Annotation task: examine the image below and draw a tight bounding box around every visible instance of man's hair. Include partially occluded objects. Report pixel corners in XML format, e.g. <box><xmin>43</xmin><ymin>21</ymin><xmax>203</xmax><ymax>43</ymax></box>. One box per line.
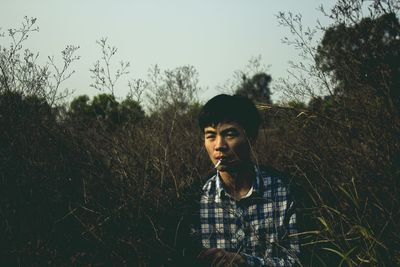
<box><xmin>198</xmin><ymin>94</ymin><xmax>261</xmax><ymax>140</ymax></box>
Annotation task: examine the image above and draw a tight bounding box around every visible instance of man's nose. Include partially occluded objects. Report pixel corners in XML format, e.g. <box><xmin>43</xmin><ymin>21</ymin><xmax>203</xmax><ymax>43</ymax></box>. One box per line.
<box><xmin>215</xmin><ymin>135</ymin><xmax>227</xmax><ymax>151</ymax></box>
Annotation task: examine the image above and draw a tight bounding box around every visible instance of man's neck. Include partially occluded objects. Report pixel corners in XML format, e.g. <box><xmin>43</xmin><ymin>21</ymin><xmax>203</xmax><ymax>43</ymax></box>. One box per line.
<box><xmin>219</xmin><ymin>164</ymin><xmax>255</xmax><ymax>200</ymax></box>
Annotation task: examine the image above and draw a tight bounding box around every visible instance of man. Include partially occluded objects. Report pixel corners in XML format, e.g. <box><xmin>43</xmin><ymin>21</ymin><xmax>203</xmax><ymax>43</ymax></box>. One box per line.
<box><xmin>195</xmin><ymin>94</ymin><xmax>300</xmax><ymax>266</ymax></box>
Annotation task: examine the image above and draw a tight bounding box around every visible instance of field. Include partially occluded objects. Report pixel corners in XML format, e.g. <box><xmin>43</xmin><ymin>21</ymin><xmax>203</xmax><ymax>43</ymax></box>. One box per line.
<box><xmin>1</xmin><ymin>1</ymin><xmax>399</xmax><ymax>266</ymax></box>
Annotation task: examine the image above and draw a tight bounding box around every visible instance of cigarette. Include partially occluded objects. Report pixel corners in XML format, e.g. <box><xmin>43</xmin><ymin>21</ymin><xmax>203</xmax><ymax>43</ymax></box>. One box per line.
<box><xmin>214</xmin><ymin>159</ymin><xmax>222</xmax><ymax>169</ymax></box>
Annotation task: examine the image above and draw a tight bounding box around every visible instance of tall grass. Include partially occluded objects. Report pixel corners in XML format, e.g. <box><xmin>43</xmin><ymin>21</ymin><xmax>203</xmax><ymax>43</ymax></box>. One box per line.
<box><xmin>1</xmin><ymin>11</ymin><xmax>399</xmax><ymax>266</ymax></box>
<box><xmin>1</xmin><ymin>89</ymin><xmax>399</xmax><ymax>266</ymax></box>
<box><xmin>255</xmin><ymin>100</ymin><xmax>399</xmax><ymax>266</ymax></box>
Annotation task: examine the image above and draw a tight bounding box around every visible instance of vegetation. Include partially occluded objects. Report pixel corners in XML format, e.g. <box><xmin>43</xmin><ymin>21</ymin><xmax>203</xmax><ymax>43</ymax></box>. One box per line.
<box><xmin>235</xmin><ymin>72</ymin><xmax>272</xmax><ymax>104</ymax></box>
<box><xmin>1</xmin><ymin>1</ymin><xmax>399</xmax><ymax>266</ymax></box>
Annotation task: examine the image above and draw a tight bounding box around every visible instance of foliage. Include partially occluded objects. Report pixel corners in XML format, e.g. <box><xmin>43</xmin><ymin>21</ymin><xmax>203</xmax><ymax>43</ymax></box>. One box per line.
<box><xmin>316</xmin><ymin>12</ymin><xmax>400</xmax><ymax>113</ymax></box>
<box><xmin>68</xmin><ymin>93</ymin><xmax>145</xmax><ymax>129</ymax></box>
<box><xmin>1</xmin><ymin>4</ymin><xmax>400</xmax><ymax>266</ymax></box>
<box><xmin>0</xmin><ymin>16</ymin><xmax>79</xmax><ymax>106</ymax></box>
<box><xmin>275</xmin><ymin>11</ymin><xmax>335</xmax><ymax>102</ymax></box>
<box><xmin>235</xmin><ymin>72</ymin><xmax>272</xmax><ymax>104</ymax></box>
<box><xmin>273</xmin><ymin>0</ymin><xmax>400</xmax><ymax>266</ymax></box>
<box><xmin>0</xmin><ymin>91</ymin><xmax>94</xmax><ymax>266</ymax></box>
<box><xmin>145</xmin><ymin>64</ymin><xmax>201</xmax><ymax>114</ymax></box>
<box><xmin>218</xmin><ymin>55</ymin><xmax>271</xmax><ymax>97</ymax></box>
<box><xmin>256</xmin><ymin>100</ymin><xmax>400</xmax><ymax>266</ymax></box>
<box><xmin>89</xmin><ymin>38</ymin><xmax>130</xmax><ymax>96</ymax></box>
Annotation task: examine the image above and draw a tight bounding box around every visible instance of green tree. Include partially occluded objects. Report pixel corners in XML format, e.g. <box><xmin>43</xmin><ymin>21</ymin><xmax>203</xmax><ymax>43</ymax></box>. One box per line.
<box><xmin>315</xmin><ymin>13</ymin><xmax>400</xmax><ymax>111</ymax></box>
<box><xmin>235</xmin><ymin>72</ymin><xmax>272</xmax><ymax>104</ymax></box>
<box><xmin>119</xmin><ymin>98</ymin><xmax>145</xmax><ymax>124</ymax></box>
<box><xmin>69</xmin><ymin>95</ymin><xmax>91</xmax><ymax>117</ymax></box>
<box><xmin>68</xmin><ymin>93</ymin><xmax>144</xmax><ymax>127</ymax></box>
<box><xmin>275</xmin><ymin>1</ymin><xmax>400</xmax><ymax>266</ymax></box>
<box><xmin>91</xmin><ymin>93</ymin><xmax>119</xmax><ymax>122</ymax></box>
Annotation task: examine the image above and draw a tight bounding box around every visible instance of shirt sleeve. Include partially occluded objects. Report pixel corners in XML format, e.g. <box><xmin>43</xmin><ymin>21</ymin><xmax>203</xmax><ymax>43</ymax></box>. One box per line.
<box><xmin>241</xmin><ymin>201</ymin><xmax>300</xmax><ymax>267</ymax></box>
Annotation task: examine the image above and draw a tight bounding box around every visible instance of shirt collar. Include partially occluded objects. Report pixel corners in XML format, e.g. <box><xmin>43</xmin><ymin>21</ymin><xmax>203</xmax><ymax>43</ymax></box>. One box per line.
<box><xmin>215</xmin><ymin>166</ymin><xmax>263</xmax><ymax>199</ymax></box>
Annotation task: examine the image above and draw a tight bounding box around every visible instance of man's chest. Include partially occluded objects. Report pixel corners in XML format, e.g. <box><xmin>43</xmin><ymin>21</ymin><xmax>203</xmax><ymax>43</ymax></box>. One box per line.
<box><xmin>200</xmin><ymin>196</ymin><xmax>288</xmax><ymax>253</ymax></box>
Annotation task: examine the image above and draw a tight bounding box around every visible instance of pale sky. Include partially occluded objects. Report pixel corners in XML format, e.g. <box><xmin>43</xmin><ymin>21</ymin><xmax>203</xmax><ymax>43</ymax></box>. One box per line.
<box><xmin>1</xmin><ymin>0</ymin><xmax>334</xmax><ymax>103</ymax></box>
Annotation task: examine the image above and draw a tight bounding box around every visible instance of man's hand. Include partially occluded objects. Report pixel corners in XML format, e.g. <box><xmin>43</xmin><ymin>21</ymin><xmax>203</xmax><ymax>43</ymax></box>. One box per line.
<box><xmin>197</xmin><ymin>248</ymin><xmax>247</xmax><ymax>267</ymax></box>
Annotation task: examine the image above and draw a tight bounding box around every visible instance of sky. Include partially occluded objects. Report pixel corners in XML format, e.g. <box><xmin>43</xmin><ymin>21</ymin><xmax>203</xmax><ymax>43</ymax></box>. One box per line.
<box><xmin>1</xmin><ymin>0</ymin><xmax>335</xmax><ymax>103</ymax></box>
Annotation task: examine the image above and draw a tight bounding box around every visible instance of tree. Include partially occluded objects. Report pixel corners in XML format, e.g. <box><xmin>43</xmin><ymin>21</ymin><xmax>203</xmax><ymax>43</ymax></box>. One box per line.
<box><xmin>276</xmin><ymin>0</ymin><xmax>400</xmax><ymax>104</ymax></box>
<box><xmin>235</xmin><ymin>72</ymin><xmax>272</xmax><ymax>104</ymax></box>
<box><xmin>0</xmin><ymin>17</ymin><xmax>79</xmax><ymax>106</ymax></box>
<box><xmin>218</xmin><ymin>55</ymin><xmax>272</xmax><ymax>101</ymax></box>
<box><xmin>315</xmin><ymin>13</ymin><xmax>400</xmax><ymax>111</ymax></box>
<box><xmin>146</xmin><ymin>65</ymin><xmax>201</xmax><ymax>114</ymax></box>
<box><xmin>274</xmin><ymin>1</ymin><xmax>400</xmax><ymax>266</ymax></box>
<box><xmin>90</xmin><ymin>93</ymin><xmax>119</xmax><ymax>121</ymax></box>
<box><xmin>119</xmin><ymin>98</ymin><xmax>145</xmax><ymax>124</ymax></box>
<box><xmin>68</xmin><ymin>93</ymin><xmax>145</xmax><ymax>127</ymax></box>
<box><xmin>89</xmin><ymin>38</ymin><xmax>130</xmax><ymax>96</ymax></box>
<box><xmin>69</xmin><ymin>95</ymin><xmax>91</xmax><ymax>117</ymax></box>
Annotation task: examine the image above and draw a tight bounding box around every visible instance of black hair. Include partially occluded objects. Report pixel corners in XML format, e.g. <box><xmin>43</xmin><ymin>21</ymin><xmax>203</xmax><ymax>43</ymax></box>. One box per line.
<box><xmin>198</xmin><ymin>94</ymin><xmax>261</xmax><ymax>140</ymax></box>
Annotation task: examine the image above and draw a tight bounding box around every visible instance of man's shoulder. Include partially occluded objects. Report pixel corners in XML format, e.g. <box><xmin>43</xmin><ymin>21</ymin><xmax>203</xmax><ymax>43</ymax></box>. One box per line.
<box><xmin>257</xmin><ymin>165</ymin><xmax>300</xmax><ymax>203</ymax></box>
<box><xmin>257</xmin><ymin>165</ymin><xmax>294</xmax><ymax>191</ymax></box>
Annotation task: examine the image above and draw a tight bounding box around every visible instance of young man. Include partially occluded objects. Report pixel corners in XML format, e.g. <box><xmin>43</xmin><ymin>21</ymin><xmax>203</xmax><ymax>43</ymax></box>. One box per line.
<box><xmin>195</xmin><ymin>94</ymin><xmax>300</xmax><ymax>266</ymax></box>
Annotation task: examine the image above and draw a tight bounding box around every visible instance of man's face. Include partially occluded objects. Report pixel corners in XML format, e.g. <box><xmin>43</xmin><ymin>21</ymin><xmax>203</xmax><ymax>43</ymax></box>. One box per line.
<box><xmin>204</xmin><ymin>122</ymin><xmax>252</xmax><ymax>172</ymax></box>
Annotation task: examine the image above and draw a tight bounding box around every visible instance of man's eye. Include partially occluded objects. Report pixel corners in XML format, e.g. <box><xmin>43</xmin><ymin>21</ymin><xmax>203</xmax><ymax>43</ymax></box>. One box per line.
<box><xmin>226</xmin><ymin>131</ymin><xmax>238</xmax><ymax>137</ymax></box>
<box><xmin>205</xmin><ymin>134</ymin><xmax>215</xmax><ymax>139</ymax></box>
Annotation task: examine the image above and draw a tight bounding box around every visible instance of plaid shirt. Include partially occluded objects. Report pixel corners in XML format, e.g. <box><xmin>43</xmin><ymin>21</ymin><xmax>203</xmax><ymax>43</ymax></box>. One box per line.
<box><xmin>198</xmin><ymin>167</ymin><xmax>300</xmax><ymax>266</ymax></box>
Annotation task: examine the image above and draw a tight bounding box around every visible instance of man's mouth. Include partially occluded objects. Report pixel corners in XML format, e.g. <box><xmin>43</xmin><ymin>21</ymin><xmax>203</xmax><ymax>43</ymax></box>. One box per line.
<box><xmin>214</xmin><ymin>157</ymin><xmax>229</xmax><ymax>169</ymax></box>
<box><xmin>214</xmin><ymin>159</ymin><xmax>223</xmax><ymax>169</ymax></box>
<box><xmin>214</xmin><ymin>157</ymin><xmax>238</xmax><ymax>169</ymax></box>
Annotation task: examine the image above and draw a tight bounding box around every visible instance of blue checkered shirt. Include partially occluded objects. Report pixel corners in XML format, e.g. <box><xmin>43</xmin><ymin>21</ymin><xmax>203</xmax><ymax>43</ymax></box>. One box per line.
<box><xmin>198</xmin><ymin>167</ymin><xmax>300</xmax><ymax>266</ymax></box>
